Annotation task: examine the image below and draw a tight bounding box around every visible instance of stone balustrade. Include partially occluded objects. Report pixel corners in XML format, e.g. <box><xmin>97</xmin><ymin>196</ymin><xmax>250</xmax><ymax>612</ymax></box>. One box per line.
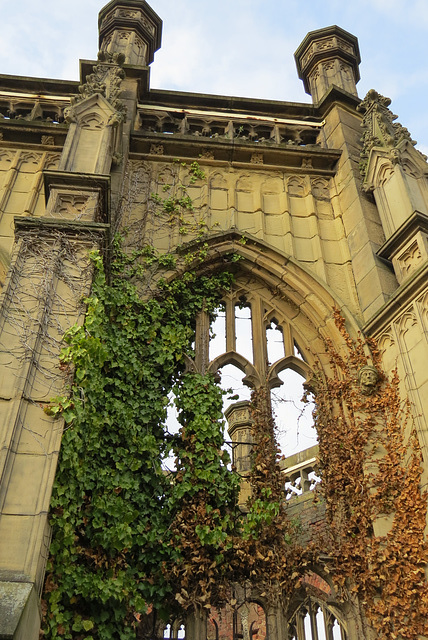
<box><xmin>0</xmin><ymin>93</ymin><xmax>70</xmax><ymax>124</ymax></box>
<box><xmin>136</xmin><ymin>105</ymin><xmax>323</xmax><ymax>147</ymax></box>
<box><xmin>279</xmin><ymin>445</ymin><xmax>321</xmax><ymax>500</ymax></box>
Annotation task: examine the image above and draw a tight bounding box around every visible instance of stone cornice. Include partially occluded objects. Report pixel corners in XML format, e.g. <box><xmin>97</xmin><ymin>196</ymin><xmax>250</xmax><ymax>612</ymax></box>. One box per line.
<box><xmin>363</xmin><ymin>261</ymin><xmax>428</xmax><ymax>336</ymax></box>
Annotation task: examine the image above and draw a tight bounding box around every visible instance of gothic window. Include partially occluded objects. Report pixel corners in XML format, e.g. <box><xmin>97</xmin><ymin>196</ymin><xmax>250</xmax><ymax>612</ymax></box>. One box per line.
<box><xmin>272</xmin><ymin>368</ymin><xmax>317</xmax><ymax>458</ymax></box>
<box><xmin>202</xmin><ymin>283</ymin><xmax>317</xmax><ymax>465</ymax></box>
<box><xmin>209</xmin><ymin>304</ymin><xmax>226</xmax><ymax>361</ymax></box>
<box><xmin>235</xmin><ymin>303</ymin><xmax>253</xmax><ymax>363</ymax></box>
<box><xmin>289</xmin><ymin>598</ymin><xmax>347</xmax><ymax>640</ymax></box>
<box><xmin>163</xmin><ymin>622</ymin><xmax>186</xmax><ymax>639</ymax></box>
<box><xmin>266</xmin><ymin>320</ymin><xmax>285</xmax><ymax>363</ymax></box>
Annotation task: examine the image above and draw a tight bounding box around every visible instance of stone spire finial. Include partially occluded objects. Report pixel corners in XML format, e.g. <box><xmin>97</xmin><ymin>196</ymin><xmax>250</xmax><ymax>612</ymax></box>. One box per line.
<box><xmin>294</xmin><ymin>25</ymin><xmax>361</xmax><ymax>103</ymax></box>
<box><xmin>98</xmin><ymin>0</ymin><xmax>162</xmax><ymax>67</ymax></box>
<box><xmin>357</xmin><ymin>89</ymin><xmax>421</xmax><ymax>180</ymax></box>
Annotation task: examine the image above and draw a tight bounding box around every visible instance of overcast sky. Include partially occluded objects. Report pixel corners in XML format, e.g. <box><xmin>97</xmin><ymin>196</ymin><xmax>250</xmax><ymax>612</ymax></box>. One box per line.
<box><xmin>1</xmin><ymin>0</ymin><xmax>427</xmax><ymax>154</ymax></box>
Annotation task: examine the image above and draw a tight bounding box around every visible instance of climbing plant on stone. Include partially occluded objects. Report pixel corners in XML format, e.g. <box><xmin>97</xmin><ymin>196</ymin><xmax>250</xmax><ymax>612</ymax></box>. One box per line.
<box><xmin>41</xmin><ymin>162</ymin><xmax>239</xmax><ymax>639</ymax></box>
<box><xmin>314</xmin><ymin>310</ymin><xmax>428</xmax><ymax>640</ymax></box>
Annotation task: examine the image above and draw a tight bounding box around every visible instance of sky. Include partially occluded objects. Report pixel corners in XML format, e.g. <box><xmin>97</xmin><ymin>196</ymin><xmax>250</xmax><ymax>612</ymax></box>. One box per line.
<box><xmin>1</xmin><ymin>0</ymin><xmax>426</xmax><ymax>459</ymax></box>
<box><xmin>1</xmin><ymin>0</ymin><xmax>427</xmax><ymax>154</ymax></box>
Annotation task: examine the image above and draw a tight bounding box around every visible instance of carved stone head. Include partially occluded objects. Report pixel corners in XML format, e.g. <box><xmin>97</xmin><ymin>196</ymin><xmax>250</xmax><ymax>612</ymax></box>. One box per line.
<box><xmin>358</xmin><ymin>365</ymin><xmax>379</xmax><ymax>395</ymax></box>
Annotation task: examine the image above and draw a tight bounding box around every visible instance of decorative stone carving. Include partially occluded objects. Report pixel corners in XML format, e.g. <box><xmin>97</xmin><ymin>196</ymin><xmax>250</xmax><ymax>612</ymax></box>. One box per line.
<box><xmin>45</xmin><ymin>153</ymin><xmax>61</xmax><ymax>170</ymax></box>
<box><xmin>46</xmin><ymin>188</ymin><xmax>100</xmax><ymax>222</ymax></box>
<box><xmin>24</xmin><ymin>102</ymin><xmax>43</xmax><ymax>121</ymax></box>
<box><xmin>315</xmin><ymin>37</ymin><xmax>335</xmax><ymax>51</ymax></box>
<box><xmin>358</xmin><ymin>365</ymin><xmax>379</xmax><ymax>395</ymax></box>
<box><xmin>287</xmin><ymin>176</ymin><xmax>306</xmax><ymax>197</ymax></box>
<box><xmin>399</xmin><ymin>241</ymin><xmax>422</xmax><ymax>275</ymax></box>
<box><xmin>199</xmin><ymin>149</ymin><xmax>214</xmax><ymax>160</ymax></box>
<box><xmin>311</xmin><ymin>177</ymin><xmax>329</xmax><ymax>199</ymax></box>
<box><xmin>251</xmin><ymin>153</ymin><xmax>264</xmax><ymax>165</ymax></box>
<box><xmin>302</xmin><ymin>158</ymin><xmax>313</xmax><ymax>169</ymax></box>
<box><xmin>65</xmin><ymin>51</ymin><xmax>126</xmax><ymax>125</ymax></box>
<box><xmin>41</xmin><ymin>135</ymin><xmax>55</xmax><ymax>146</ymax></box>
<box><xmin>357</xmin><ymin>89</ymin><xmax>423</xmax><ymax>180</ymax></box>
<box><xmin>150</xmin><ymin>144</ymin><xmax>164</xmax><ymax>156</ymax></box>
<box><xmin>118</xmin><ymin>9</ymin><xmax>139</xmax><ymax>18</ymax></box>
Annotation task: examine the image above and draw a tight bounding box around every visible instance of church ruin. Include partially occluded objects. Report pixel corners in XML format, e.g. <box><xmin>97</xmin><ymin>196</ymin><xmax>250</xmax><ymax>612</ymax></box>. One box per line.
<box><xmin>1</xmin><ymin>1</ymin><xmax>428</xmax><ymax>638</ymax></box>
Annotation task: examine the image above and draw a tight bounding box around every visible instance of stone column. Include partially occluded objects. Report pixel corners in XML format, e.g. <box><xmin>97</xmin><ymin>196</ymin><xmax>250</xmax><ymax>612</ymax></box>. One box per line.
<box><xmin>0</xmin><ymin>219</ymin><xmax>107</xmax><ymax>639</ymax></box>
<box><xmin>295</xmin><ymin>27</ymin><xmax>398</xmax><ymax>320</ymax></box>
<box><xmin>0</xmin><ymin>13</ymin><xmax>127</xmax><ymax>640</ymax></box>
<box><xmin>225</xmin><ymin>401</ymin><xmax>253</xmax><ymax>509</ymax></box>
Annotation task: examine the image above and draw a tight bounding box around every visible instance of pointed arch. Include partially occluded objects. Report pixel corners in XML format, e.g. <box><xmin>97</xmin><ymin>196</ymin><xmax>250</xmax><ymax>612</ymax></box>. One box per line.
<box><xmin>178</xmin><ymin>231</ymin><xmax>362</xmax><ymax>363</ymax></box>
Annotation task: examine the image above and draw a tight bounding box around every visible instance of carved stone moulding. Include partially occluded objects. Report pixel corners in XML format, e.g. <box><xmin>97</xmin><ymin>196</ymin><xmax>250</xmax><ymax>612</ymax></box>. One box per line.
<box><xmin>225</xmin><ymin>400</ymin><xmax>253</xmax><ymax>430</ymax></box>
<box><xmin>378</xmin><ymin>210</ymin><xmax>428</xmax><ymax>285</ymax></box>
<box><xmin>43</xmin><ymin>170</ymin><xmax>111</xmax><ymax>225</ymax></box>
<box><xmin>98</xmin><ymin>0</ymin><xmax>162</xmax><ymax>66</ymax></box>
<box><xmin>45</xmin><ymin>187</ymin><xmax>101</xmax><ymax>223</ymax></box>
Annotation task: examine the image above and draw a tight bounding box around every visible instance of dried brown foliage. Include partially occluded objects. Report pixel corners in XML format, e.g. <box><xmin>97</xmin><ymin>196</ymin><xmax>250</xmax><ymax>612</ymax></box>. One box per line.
<box><xmin>315</xmin><ymin>309</ymin><xmax>428</xmax><ymax>639</ymax></box>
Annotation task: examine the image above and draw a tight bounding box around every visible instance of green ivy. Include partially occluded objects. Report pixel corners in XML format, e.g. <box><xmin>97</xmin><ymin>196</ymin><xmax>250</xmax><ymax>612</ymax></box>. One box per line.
<box><xmin>42</xmin><ymin>160</ymin><xmax>294</xmax><ymax>638</ymax></box>
<box><xmin>42</xmin><ymin>228</ymin><xmax>238</xmax><ymax>638</ymax></box>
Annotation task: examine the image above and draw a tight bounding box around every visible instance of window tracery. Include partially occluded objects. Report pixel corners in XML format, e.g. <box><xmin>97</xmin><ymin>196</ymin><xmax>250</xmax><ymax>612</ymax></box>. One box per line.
<box><xmin>288</xmin><ymin>598</ymin><xmax>347</xmax><ymax>640</ymax></box>
<box><xmin>201</xmin><ymin>279</ymin><xmax>316</xmax><ymax>462</ymax></box>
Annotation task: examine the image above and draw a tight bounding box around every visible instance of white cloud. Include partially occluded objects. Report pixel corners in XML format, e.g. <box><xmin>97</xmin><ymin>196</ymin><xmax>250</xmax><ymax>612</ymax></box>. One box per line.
<box><xmin>0</xmin><ymin>0</ymin><xmax>426</xmax><ymax>147</ymax></box>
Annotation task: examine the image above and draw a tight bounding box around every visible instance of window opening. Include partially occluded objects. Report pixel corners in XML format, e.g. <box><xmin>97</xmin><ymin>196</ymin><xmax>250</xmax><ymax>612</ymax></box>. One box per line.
<box><xmin>209</xmin><ymin>304</ymin><xmax>226</xmax><ymax>361</ymax></box>
<box><xmin>162</xmin><ymin>390</ymin><xmax>181</xmax><ymax>473</ymax></box>
<box><xmin>235</xmin><ymin>303</ymin><xmax>253</xmax><ymax>363</ymax></box>
<box><xmin>294</xmin><ymin>341</ymin><xmax>305</xmax><ymax>361</ymax></box>
<box><xmin>304</xmin><ymin>611</ymin><xmax>312</xmax><ymax>639</ymax></box>
<box><xmin>271</xmin><ymin>369</ymin><xmax>317</xmax><ymax>458</ymax></box>
<box><xmin>316</xmin><ymin>609</ymin><xmax>327</xmax><ymax>640</ymax></box>
<box><xmin>266</xmin><ymin>320</ymin><xmax>285</xmax><ymax>364</ymax></box>
<box><xmin>219</xmin><ymin>364</ymin><xmax>252</xmax><ymax>413</ymax></box>
<box><xmin>332</xmin><ymin>620</ymin><xmax>342</xmax><ymax>640</ymax></box>
<box><xmin>218</xmin><ymin>364</ymin><xmax>252</xmax><ymax>462</ymax></box>
<box><xmin>284</xmin><ymin>466</ymin><xmax>321</xmax><ymax>500</ymax></box>
<box><xmin>177</xmin><ymin>624</ymin><xmax>185</xmax><ymax>639</ymax></box>
<box><xmin>290</xmin><ymin>599</ymin><xmax>347</xmax><ymax>640</ymax></box>
<box><xmin>163</xmin><ymin>624</ymin><xmax>171</xmax><ymax>639</ymax></box>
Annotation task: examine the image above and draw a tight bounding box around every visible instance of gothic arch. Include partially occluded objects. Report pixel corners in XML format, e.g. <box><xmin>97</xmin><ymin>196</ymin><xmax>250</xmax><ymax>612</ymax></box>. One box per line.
<box><xmin>179</xmin><ymin>231</ymin><xmax>362</xmax><ymax>365</ymax></box>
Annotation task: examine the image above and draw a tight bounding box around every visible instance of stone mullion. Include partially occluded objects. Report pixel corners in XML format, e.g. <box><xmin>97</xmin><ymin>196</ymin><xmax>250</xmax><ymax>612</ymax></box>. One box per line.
<box><xmin>195</xmin><ymin>309</ymin><xmax>210</xmax><ymax>374</ymax></box>
<box><xmin>225</xmin><ymin>297</ymin><xmax>236</xmax><ymax>353</ymax></box>
<box><xmin>282</xmin><ymin>322</ymin><xmax>294</xmax><ymax>358</ymax></box>
<box><xmin>296</xmin><ymin>610</ymin><xmax>306</xmax><ymax>640</ymax></box>
<box><xmin>308</xmin><ymin>601</ymin><xmax>319</xmax><ymax>640</ymax></box>
<box><xmin>251</xmin><ymin>295</ymin><xmax>267</xmax><ymax>384</ymax></box>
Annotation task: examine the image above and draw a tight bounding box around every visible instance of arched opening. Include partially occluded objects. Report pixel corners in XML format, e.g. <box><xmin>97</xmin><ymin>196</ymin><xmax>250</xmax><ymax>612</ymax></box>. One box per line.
<box><xmin>235</xmin><ymin>302</ymin><xmax>253</xmax><ymax>363</ymax></box>
<box><xmin>209</xmin><ymin>303</ymin><xmax>226</xmax><ymax>361</ymax></box>
<box><xmin>266</xmin><ymin>319</ymin><xmax>285</xmax><ymax>363</ymax></box>
<box><xmin>289</xmin><ymin>597</ymin><xmax>347</xmax><ymax>640</ymax></box>
<box><xmin>271</xmin><ymin>368</ymin><xmax>317</xmax><ymax>458</ymax></box>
